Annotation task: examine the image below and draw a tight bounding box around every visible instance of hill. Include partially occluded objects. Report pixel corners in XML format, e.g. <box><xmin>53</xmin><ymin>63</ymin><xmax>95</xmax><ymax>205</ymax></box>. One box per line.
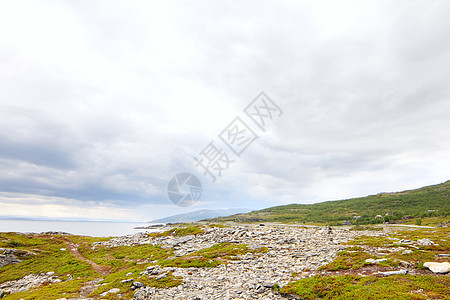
<box><xmin>211</xmin><ymin>180</ymin><xmax>450</xmax><ymax>225</ymax></box>
<box><xmin>149</xmin><ymin>208</ymin><xmax>252</xmax><ymax>223</ymax></box>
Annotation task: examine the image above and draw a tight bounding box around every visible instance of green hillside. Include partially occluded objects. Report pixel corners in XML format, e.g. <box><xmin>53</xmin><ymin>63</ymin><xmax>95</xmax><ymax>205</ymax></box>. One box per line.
<box><xmin>212</xmin><ymin>180</ymin><xmax>450</xmax><ymax>225</ymax></box>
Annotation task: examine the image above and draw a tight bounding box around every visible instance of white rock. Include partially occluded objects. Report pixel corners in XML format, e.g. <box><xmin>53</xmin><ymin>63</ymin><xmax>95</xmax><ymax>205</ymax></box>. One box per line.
<box><xmin>423</xmin><ymin>262</ymin><xmax>450</xmax><ymax>274</ymax></box>
<box><xmin>109</xmin><ymin>288</ymin><xmax>120</xmax><ymax>293</ymax></box>
<box><xmin>365</xmin><ymin>258</ymin><xmax>387</xmax><ymax>264</ymax></box>
<box><xmin>60</xmin><ymin>248</ymin><xmax>66</xmax><ymax>251</ymax></box>
<box><xmin>402</xmin><ymin>250</ymin><xmax>413</xmax><ymax>254</ymax></box>
<box><xmin>417</xmin><ymin>239</ymin><xmax>434</xmax><ymax>246</ymax></box>
<box><xmin>378</xmin><ymin>269</ymin><xmax>408</xmax><ymax>276</ymax></box>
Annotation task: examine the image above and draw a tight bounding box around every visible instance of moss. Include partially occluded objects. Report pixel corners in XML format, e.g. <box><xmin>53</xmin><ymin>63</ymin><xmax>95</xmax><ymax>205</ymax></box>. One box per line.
<box><xmin>281</xmin><ymin>275</ymin><xmax>450</xmax><ymax>300</ymax></box>
<box><xmin>272</xmin><ymin>283</ymin><xmax>280</xmax><ymax>292</ymax></box>
<box><xmin>78</xmin><ymin>243</ymin><xmax>172</xmax><ymax>272</ymax></box>
<box><xmin>349</xmin><ymin>225</ymin><xmax>383</xmax><ymax>231</ymax></box>
<box><xmin>140</xmin><ymin>271</ymin><xmax>183</xmax><ymax>288</ymax></box>
<box><xmin>150</xmin><ymin>225</ymin><xmax>204</xmax><ymax>238</ymax></box>
<box><xmin>90</xmin><ymin>267</ymin><xmax>182</xmax><ymax>299</ymax></box>
<box><xmin>159</xmin><ymin>256</ymin><xmax>221</xmax><ymax>268</ymax></box>
<box><xmin>319</xmin><ymin>248</ymin><xmax>372</xmax><ymax>271</ymax></box>
<box><xmin>158</xmin><ymin>243</ymin><xmax>267</xmax><ymax>268</ymax></box>
<box><xmin>5</xmin><ymin>278</ymin><xmax>93</xmax><ymax>300</ymax></box>
<box><xmin>0</xmin><ymin>234</ymin><xmax>95</xmax><ymax>283</ymax></box>
<box><xmin>206</xmin><ymin>223</ymin><xmax>231</xmax><ymax>228</ymax></box>
<box><xmin>88</xmin><ymin>266</ymin><xmax>144</xmax><ymax>299</ymax></box>
<box><xmin>196</xmin><ymin>243</ymin><xmax>266</xmax><ymax>259</ymax></box>
<box><xmin>347</xmin><ymin>235</ymin><xmax>395</xmax><ymax>247</ymax></box>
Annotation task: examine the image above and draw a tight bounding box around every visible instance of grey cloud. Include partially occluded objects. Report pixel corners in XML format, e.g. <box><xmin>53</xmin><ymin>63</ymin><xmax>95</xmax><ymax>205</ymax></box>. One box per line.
<box><xmin>0</xmin><ymin>0</ymin><xmax>449</xmax><ymax>220</ymax></box>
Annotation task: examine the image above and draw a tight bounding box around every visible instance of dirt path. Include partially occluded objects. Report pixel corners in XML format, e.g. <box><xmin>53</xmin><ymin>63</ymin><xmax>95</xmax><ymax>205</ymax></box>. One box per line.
<box><xmin>37</xmin><ymin>235</ymin><xmax>111</xmax><ymax>276</ymax></box>
<box><xmin>61</xmin><ymin>238</ymin><xmax>111</xmax><ymax>276</ymax></box>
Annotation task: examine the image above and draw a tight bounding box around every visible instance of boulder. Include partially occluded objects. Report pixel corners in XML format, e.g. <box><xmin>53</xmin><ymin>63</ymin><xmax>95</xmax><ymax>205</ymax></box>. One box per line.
<box><xmin>423</xmin><ymin>262</ymin><xmax>450</xmax><ymax>274</ymax></box>
<box><xmin>109</xmin><ymin>288</ymin><xmax>120</xmax><ymax>294</ymax></box>
<box><xmin>156</xmin><ymin>273</ymin><xmax>168</xmax><ymax>280</ymax></box>
<box><xmin>132</xmin><ymin>281</ymin><xmax>145</xmax><ymax>288</ymax></box>
<box><xmin>417</xmin><ymin>239</ymin><xmax>434</xmax><ymax>246</ymax></box>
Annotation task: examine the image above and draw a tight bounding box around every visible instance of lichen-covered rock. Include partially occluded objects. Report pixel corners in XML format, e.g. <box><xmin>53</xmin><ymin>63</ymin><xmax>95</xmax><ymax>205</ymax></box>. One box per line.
<box><xmin>0</xmin><ymin>248</ymin><xmax>35</xmax><ymax>268</ymax></box>
<box><xmin>423</xmin><ymin>262</ymin><xmax>450</xmax><ymax>274</ymax></box>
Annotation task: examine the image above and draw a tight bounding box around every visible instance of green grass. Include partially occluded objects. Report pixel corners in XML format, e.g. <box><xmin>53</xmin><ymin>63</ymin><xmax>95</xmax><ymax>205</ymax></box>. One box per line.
<box><xmin>281</xmin><ymin>275</ymin><xmax>450</xmax><ymax>300</ymax></box>
<box><xmin>88</xmin><ymin>266</ymin><xmax>182</xmax><ymax>299</ymax></box>
<box><xmin>159</xmin><ymin>256</ymin><xmax>221</xmax><ymax>268</ymax></box>
<box><xmin>330</xmin><ymin>228</ymin><xmax>449</xmax><ymax>272</ymax></box>
<box><xmin>347</xmin><ymin>235</ymin><xmax>396</xmax><ymax>247</ymax></box>
<box><xmin>207</xmin><ymin>223</ymin><xmax>229</xmax><ymax>228</ymax></box>
<box><xmin>349</xmin><ymin>225</ymin><xmax>383</xmax><ymax>231</ymax></box>
<box><xmin>0</xmin><ymin>233</ymin><xmax>95</xmax><ymax>283</ymax></box>
<box><xmin>78</xmin><ymin>243</ymin><xmax>172</xmax><ymax>272</ymax></box>
<box><xmin>2</xmin><ymin>224</ymin><xmax>448</xmax><ymax>299</ymax></box>
<box><xmin>150</xmin><ymin>225</ymin><xmax>204</xmax><ymax>237</ymax></box>
<box><xmin>140</xmin><ymin>271</ymin><xmax>182</xmax><ymax>288</ymax></box>
<box><xmin>402</xmin><ymin>216</ymin><xmax>450</xmax><ymax>227</ymax></box>
<box><xmin>319</xmin><ymin>247</ymin><xmax>372</xmax><ymax>271</ymax></box>
<box><xmin>158</xmin><ymin>243</ymin><xmax>267</xmax><ymax>268</ymax></box>
<box><xmin>5</xmin><ymin>278</ymin><xmax>93</xmax><ymax>300</ymax></box>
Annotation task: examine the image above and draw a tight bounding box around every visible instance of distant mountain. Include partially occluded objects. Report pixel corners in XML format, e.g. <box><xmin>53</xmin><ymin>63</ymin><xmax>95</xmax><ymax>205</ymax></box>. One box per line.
<box><xmin>149</xmin><ymin>208</ymin><xmax>252</xmax><ymax>223</ymax></box>
<box><xmin>210</xmin><ymin>180</ymin><xmax>450</xmax><ymax>225</ymax></box>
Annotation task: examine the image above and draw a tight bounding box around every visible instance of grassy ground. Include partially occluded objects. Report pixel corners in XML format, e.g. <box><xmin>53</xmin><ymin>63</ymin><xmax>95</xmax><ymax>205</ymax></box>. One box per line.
<box><xmin>0</xmin><ymin>233</ymin><xmax>96</xmax><ymax>283</ymax></box>
<box><xmin>149</xmin><ymin>225</ymin><xmax>205</xmax><ymax>238</ymax></box>
<box><xmin>0</xmin><ymin>226</ymin><xmax>266</xmax><ymax>299</ymax></box>
<box><xmin>158</xmin><ymin>243</ymin><xmax>267</xmax><ymax>268</ymax></box>
<box><xmin>283</xmin><ymin>226</ymin><xmax>450</xmax><ymax>299</ymax></box>
<box><xmin>1</xmin><ymin>225</ymin><xmax>449</xmax><ymax>299</ymax></box>
<box><xmin>281</xmin><ymin>275</ymin><xmax>450</xmax><ymax>300</ymax></box>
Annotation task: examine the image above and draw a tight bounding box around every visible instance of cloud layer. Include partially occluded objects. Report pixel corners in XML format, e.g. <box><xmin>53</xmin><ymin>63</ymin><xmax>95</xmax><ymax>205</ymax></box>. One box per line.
<box><xmin>0</xmin><ymin>0</ymin><xmax>449</xmax><ymax>221</ymax></box>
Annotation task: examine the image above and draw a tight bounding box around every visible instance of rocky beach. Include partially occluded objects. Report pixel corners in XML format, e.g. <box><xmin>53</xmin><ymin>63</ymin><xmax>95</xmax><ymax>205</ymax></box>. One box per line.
<box><xmin>1</xmin><ymin>223</ymin><xmax>449</xmax><ymax>299</ymax></box>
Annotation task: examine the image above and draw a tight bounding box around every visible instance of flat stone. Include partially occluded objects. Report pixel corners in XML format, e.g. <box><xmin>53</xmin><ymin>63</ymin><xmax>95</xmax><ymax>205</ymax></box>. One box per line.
<box><xmin>365</xmin><ymin>258</ymin><xmax>387</xmax><ymax>264</ymax></box>
<box><xmin>378</xmin><ymin>269</ymin><xmax>408</xmax><ymax>276</ymax></box>
<box><xmin>417</xmin><ymin>239</ymin><xmax>434</xmax><ymax>246</ymax></box>
<box><xmin>150</xmin><ymin>269</ymin><xmax>160</xmax><ymax>275</ymax></box>
<box><xmin>423</xmin><ymin>262</ymin><xmax>450</xmax><ymax>274</ymax></box>
<box><xmin>156</xmin><ymin>273</ymin><xmax>168</xmax><ymax>280</ymax></box>
<box><xmin>133</xmin><ymin>281</ymin><xmax>145</xmax><ymax>288</ymax></box>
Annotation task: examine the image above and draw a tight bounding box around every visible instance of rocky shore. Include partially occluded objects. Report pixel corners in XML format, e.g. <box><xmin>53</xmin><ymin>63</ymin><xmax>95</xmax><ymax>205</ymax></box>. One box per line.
<box><xmin>94</xmin><ymin>224</ymin><xmax>384</xmax><ymax>299</ymax></box>
<box><xmin>3</xmin><ymin>223</ymin><xmax>447</xmax><ymax>299</ymax></box>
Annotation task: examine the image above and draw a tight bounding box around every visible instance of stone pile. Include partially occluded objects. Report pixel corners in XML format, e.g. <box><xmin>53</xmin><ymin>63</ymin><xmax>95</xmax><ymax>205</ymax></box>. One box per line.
<box><xmin>125</xmin><ymin>224</ymin><xmax>384</xmax><ymax>300</ymax></box>
<box><xmin>0</xmin><ymin>272</ymin><xmax>61</xmax><ymax>296</ymax></box>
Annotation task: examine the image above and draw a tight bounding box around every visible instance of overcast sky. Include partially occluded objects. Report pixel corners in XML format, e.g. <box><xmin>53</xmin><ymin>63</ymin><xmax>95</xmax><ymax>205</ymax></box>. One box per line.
<box><xmin>0</xmin><ymin>0</ymin><xmax>449</xmax><ymax>221</ymax></box>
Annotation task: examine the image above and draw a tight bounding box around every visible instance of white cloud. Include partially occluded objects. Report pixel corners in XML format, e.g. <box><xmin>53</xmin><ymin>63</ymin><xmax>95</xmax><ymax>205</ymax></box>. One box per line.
<box><xmin>0</xmin><ymin>0</ymin><xmax>449</xmax><ymax>221</ymax></box>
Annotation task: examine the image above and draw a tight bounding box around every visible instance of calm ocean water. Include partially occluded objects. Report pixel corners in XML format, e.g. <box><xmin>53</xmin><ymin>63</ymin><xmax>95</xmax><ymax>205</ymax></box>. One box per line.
<box><xmin>0</xmin><ymin>220</ymin><xmax>162</xmax><ymax>237</ymax></box>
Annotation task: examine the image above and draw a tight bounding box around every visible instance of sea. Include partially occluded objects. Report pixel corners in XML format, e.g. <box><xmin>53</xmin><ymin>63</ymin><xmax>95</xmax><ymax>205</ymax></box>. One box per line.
<box><xmin>0</xmin><ymin>220</ymin><xmax>163</xmax><ymax>237</ymax></box>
